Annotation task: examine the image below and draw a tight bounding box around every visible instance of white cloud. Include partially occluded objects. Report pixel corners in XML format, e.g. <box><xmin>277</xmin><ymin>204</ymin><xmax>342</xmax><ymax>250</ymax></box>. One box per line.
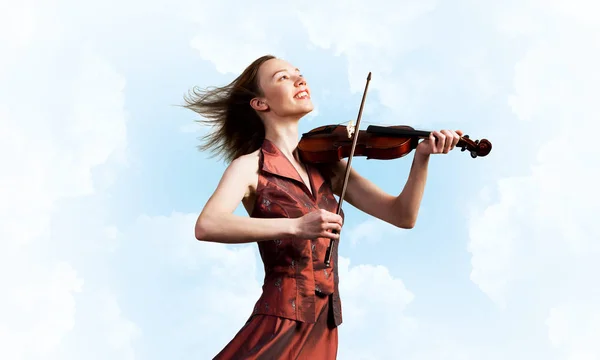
<box><xmin>467</xmin><ymin>1</ymin><xmax>600</xmax><ymax>358</ymax></box>
<box><xmin>337</xmin><ymin>256</ymin><xmax>417</xmax><ymax>359</ymax></box>
<box><xmin>49</xmin><ymin>287</ymin><xmax>140</xmax><ymax>360</ymax></box>
<box><xmin>0</xmin><ymin>261</ymin><xmax>83</xmax><ymax>359</ymax></box>
<box><xmin>336</xmin><ymin>254</ymin><xmax>502</xmax><ymax>360</ymax></box>
<box><xmin>0</xmin><ymin>6</ymin><xmax>135</xmax><ymax>359</ymax></box>
<box><xmin>346</xmin><ymin>217</ymin><xmax>407</xmax><ymax>246</ymax></box>
<box><xmin>185</xmin><ymin>1</ymin><xmax>293</xmax><ymax>75</ymax></box>
<box><xmin>546</xmin><ymin>305</ymin><xmax>600</xmax><ymax>360</ymax></box>
<box><xmin>108</xmin><ymin>212</ymin><xmax>262</xmax><ymax>358</ymax></box>
<box><xmin>295</xmin><ymin>0</ymin><xmax>437</xmax><ymax>87</ymax></box>
<box><xmin>0</xmin><ymin>0</ymin><xmax>35</xmax><ymax>79</ymax></box>
<box><xmin>0</xmin><ymin>49</ymin><xmax>128</xmax><ymax>245</ymax></box>
<box><xmin>294</xmin><ymin>0</ymin><xmax>439</xmax><ymax>122</ymax></box>
<box><xmin>183</xmin><ymin>0</ymin><xmax>438</xmax><ymax>122</ymax></box>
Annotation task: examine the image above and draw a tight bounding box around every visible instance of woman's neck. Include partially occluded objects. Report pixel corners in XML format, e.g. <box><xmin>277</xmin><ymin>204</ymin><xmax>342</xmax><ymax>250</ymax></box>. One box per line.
<box><xmin>264</xmin><ymin>122</ymin><xmax>300</xmax><ymax>161</ymax></box>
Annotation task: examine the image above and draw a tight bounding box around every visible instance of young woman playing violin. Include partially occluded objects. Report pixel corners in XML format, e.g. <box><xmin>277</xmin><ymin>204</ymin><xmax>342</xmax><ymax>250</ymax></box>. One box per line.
<box><xmin>184</xmin><ymin>55</ymin><xmax>463</xmax><ymax>359</ymax></box>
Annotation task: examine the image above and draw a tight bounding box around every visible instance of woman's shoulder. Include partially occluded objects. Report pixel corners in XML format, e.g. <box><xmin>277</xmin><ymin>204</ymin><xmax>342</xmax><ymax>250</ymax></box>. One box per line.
<box><xmin>228</xmin><ymin>149</ymin><xmax>261</xmax><ymax>192</ymax></box>
<box><xmin>231</xmin><ymin>149</ymin><xmax>260</xmax><ymax>172</ymax></box>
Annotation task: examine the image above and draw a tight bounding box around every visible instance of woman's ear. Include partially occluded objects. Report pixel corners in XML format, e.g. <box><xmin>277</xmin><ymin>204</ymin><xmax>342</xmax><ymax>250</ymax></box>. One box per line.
<box><xmin>250</xmin><ymin>98</ymin><xmax>269</xmax><ymax>111</ymax></box>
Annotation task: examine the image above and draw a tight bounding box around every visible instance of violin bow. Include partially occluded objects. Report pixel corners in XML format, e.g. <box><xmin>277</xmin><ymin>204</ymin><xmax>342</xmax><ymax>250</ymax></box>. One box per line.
<box><xmin>325</xmin><ymin>72</ymin><xmax>372</xmax><ymax>267</ymax></box>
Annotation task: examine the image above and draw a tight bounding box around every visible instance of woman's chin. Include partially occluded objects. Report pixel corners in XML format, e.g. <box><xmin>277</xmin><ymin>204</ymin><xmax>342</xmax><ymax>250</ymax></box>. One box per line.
<box><xmin>278</xmin><ymin>103</ymin><xmax>315</xmax><ymax>121</ymax></box>
<box><xmin>297</xmin><ymin>103</ymin><xmax>315</xmax><ymax>116</ymax></box>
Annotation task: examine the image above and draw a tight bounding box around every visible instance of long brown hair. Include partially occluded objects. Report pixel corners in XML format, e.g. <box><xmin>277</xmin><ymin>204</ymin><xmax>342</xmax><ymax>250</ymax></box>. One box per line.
<box><xmin>183</xmin><ymin>55</ymin><xmax>275</xmax><ymax>163</ymax></box>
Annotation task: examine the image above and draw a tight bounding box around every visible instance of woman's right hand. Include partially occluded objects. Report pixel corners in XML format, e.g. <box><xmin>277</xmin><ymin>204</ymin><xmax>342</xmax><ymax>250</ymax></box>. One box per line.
<box><xmin>294</xmin><ymin>209</ymin><xmax>343</xmax><ymax>240</ymax></box>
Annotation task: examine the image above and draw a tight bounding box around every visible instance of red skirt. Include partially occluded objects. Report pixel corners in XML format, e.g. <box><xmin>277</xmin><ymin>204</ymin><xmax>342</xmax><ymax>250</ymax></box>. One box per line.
<box><xmin>213</xmin><ymin>294</ymin><xmax>338</xmax><ymax>360</ymax></box>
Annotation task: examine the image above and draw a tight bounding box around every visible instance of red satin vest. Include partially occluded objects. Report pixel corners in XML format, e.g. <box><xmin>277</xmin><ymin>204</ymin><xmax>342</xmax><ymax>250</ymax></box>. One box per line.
<box><xmin>249</xmin><ymin>138</ymin><xmax>343</xmax><ymax>326</ymax></box>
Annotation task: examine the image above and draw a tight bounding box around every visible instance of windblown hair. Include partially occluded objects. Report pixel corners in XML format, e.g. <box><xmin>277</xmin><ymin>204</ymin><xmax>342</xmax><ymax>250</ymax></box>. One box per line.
<box><xmin>183</xmin><ymin>55</ymin><xmax>276</xmax><ymax>163</ymax></box>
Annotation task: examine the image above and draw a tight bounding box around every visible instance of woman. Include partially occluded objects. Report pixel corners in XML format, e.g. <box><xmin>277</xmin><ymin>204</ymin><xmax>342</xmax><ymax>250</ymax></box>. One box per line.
<box><xmin>184</xmin><ymin>55</ymin><xmax>462</xmax><ymax>359</ymax></box>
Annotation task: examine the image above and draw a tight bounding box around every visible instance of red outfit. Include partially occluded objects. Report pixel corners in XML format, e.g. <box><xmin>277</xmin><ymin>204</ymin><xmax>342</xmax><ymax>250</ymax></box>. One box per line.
<box><xmin>214</xmin><ymin>139</ymin><xmax>344</xmax><ymax>360</ymax></box>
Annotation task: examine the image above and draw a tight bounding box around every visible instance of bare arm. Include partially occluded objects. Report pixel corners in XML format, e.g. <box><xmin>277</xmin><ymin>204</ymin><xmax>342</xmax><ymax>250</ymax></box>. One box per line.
<box><xmin>324</xmin><ymin>130</ymin><xmax>460</xmax><ymax>229</ymax></box>
<box><xmin>195</xmin><ymin>154</ymin><xmax>343</xmax><ymax>243</ymax></box>
<box><xmin>325</xmin><ymin>152</ymin><xmax>429</xmax><ymax>229</ymax></box>
<box><xmin>195</xmin><ymin>154</ymin><xmax>297</xmax><ymax>243</ymax></box>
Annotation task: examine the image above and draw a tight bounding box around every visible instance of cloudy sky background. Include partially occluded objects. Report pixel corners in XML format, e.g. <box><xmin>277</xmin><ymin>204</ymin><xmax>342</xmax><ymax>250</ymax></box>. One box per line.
<box><xmin>1</xmin><ymin>0</ymin><xmax>599</xmax><ymax>359</ymax></box>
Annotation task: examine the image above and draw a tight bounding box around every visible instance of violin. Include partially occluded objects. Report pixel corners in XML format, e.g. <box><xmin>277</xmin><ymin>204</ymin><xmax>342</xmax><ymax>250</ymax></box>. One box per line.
<box><xmin>297</xmin><ymin>123</ymin><xmax>492</xmax><ymax>163</ymax></box>
<box><xmin>297</xmin><ymin>72</ymin><xmax>493</xmax><ymax>267</ymax></box>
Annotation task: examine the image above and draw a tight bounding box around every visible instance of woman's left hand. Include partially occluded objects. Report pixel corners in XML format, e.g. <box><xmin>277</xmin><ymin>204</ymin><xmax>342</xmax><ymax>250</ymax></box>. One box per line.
<box><xmin>416</xmin><ymin>129</ymin><xmax>464</xmax><ymax>156</ymax></box>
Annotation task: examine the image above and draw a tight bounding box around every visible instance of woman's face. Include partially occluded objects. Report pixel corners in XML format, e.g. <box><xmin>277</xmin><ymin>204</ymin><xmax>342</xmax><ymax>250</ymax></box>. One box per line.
<box><xmin>253</xmin><ymin>58</ymin><xmax>314</xmax><ymax>119</ymax></box>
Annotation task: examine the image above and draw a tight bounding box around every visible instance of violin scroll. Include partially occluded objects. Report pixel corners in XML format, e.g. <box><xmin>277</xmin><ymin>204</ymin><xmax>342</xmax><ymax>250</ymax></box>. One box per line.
<box><xmin>458</xmin><ymin>135</ymin><xmax>492</xmax><ymax>158</ymax></box>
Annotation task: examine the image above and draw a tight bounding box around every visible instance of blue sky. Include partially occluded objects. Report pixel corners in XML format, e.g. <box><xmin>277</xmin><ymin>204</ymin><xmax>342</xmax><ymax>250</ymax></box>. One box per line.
<box><xmin>1</xmin><ymin>0</ymin><xmax>599</xmax><ymax>359</ymax></box>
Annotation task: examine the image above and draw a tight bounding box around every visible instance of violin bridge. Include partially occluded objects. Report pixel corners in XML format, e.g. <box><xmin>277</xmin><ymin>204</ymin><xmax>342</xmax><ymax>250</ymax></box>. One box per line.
<box><xmin>346</xmin><ymin>120</ymin><xmax>355</xmax><ymax>138</ymax></box>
